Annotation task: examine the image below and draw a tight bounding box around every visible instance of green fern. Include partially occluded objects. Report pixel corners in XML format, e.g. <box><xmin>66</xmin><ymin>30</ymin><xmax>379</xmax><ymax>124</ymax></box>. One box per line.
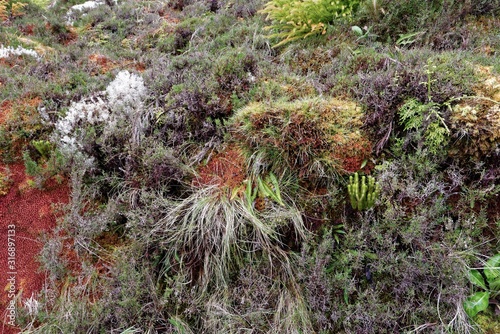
<box><xmin>260</xmin><ymin>0</ymin><xmax>361</xmax><ymax>47</ymax></box>
<box><xmin>398</xmin><ymin>98</ymin><xmax>450</xmax><ymax>154</ymax></box>
<box><xmin>0</xmin><ymin>0</ymin><xmax>27</xmax><ymax>20</ymax></box>
<box><xmin>398</xmin><ymin>98</ymin><xmax>425</xmax><ymax>131</ymax></box>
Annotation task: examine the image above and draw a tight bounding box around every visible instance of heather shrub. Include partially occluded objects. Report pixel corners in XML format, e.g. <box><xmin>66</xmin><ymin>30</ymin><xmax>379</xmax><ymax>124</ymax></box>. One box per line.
<box><xmin>356</xmin><ymin>0</ymin><xmax>500</xmax><ymax>50</ymax></box>
<box><xmin>219</xmin><ymin>0</ymin><xmax>265</xmax><ymax>18</ymax></box>
<box><xmin>294</xmin><ymin>155</ymin><xmax>475</xmax><ymax>333</ymax></box>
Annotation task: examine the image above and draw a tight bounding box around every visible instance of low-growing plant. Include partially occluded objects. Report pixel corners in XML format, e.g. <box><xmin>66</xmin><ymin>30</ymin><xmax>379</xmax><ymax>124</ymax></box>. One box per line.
<box><xmin>32</xmin><ymin>139</ymin><xmax>52</xmax><ymax>159</ymax></box>
<box><xmin>22</xmin><ymin>139</ymin><xmax>66</xmax><ymax>188</ymax></box>
<box><xmin>464</xmin><ymin>253</ymin><xmax>500</xmax><ymax>319</ymax></box>
<box><xmin>0</xmin><ymin>0</ymin><xmax>27</xmax><ymax>21</ymax></box>
<box><xmin>397</xmin><ymin>60</ymin><xmax>452</xmax><ymax>155</ymax></box>
<box><xmin>347</xmin><ymin>172</ymin><xmax>380</xmax><ymax>210</ymax></box>
<box><xmin>152</xmin><ymin>173</ymin><xmax>307</xmax><ymax>292</ymax></box>
<box><xmin>23</xmin><ymin>149</ymin><xmax>42</xmax><ymax>177</ymax></box>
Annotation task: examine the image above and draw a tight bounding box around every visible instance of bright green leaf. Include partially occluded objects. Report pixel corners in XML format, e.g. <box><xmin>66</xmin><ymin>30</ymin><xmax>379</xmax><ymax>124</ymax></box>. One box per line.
<box><xmin>351</xmin><ymin>25</ymin><xmax>363</xmax><ymax>36</ymax></box>
<box><xmin>468</xmin><ymin>269</ymin><xmax>487</xmax><ymax>290</ymax></box>
<box><xmin>464</xmin><ymin>291</ymin><xmax>490</xmax><ymax>318</ymax></box>
<box><xmin>485</xmin><ymin>254</ymin><xmax>500</xmax><ymax>285</ymax></box>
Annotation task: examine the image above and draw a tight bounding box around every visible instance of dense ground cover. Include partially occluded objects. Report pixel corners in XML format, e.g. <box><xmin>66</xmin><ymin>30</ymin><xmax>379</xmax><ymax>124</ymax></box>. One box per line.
<box><xmin>0</xmin><ymin>0</ymin><xmax>499</xmax><ymax>333</ymax></box>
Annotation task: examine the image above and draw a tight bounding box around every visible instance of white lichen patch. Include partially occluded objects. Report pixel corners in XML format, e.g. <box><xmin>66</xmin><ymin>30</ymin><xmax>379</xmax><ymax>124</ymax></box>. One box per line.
<box><xmin>55</xmin><ymin>70</ymin><xmax>147</xmax><ymax>153</ymax></box>
<box><xmin>66</xmin><ymin>0</ymin><xmax>116</xmax><ymax>25</ymax></box>
<box><xmin>0</xmin><ymin>45</ymin><xmax>40</xmax><ymax>60</ymax></box>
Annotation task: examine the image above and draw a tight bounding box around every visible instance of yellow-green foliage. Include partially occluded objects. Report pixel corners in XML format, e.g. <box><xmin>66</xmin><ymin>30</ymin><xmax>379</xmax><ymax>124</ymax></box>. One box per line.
<box><xmin>0</xmin><ymin>0</ymin><xmax>27</xmax><ymax>21</ymax></box>
<box><xmin>260</xmin><ymin>0</ymin><xmax>361</xmax><ymax>47</ymax></box>
<box><xmin>231</xmin><ymin>97</ymin><xmax>371</xmax><ymax>177</ymax></box>
<box><xmin>348</xmin><ymin>172</ymin><xmax>380</xmax><ymax>210</ymax></box>
<box><xmin>476</xmin><ymin>313</ymin><xmax>500</xmax><ymax>334</ymax></box>
<box><xmin>398</xmin><ymin>98</ymin><xmax>450</xmax><ymax>155</ymax></box>
<box><xmin>450</xmin><ymin>103</ymin><xmax>500</xmax><ymax>159</ymax></box>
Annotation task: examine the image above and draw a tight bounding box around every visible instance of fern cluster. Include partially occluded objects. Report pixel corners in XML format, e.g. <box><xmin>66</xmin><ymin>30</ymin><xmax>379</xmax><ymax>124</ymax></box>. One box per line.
<box><xmin>0</xmin><ymin>0</ymin><xmax>27</xmax><ymax>21</ymax></box>
<box><xmin>260</xmin><ymin>0</ymin><xmax>361</xmax><ymax>47</ymax></box>
<box><xmin>398</xmin><ymin>98</ymin><xmax>450</xmax><ymax>155</ymax></box>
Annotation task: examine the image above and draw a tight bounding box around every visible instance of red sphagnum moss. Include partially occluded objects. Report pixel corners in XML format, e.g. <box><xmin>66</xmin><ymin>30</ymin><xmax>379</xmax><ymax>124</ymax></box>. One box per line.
<box><xmin>0</xmin><ymin>163</ymin><xmax>69</xmax><ymax>333</ymax></box>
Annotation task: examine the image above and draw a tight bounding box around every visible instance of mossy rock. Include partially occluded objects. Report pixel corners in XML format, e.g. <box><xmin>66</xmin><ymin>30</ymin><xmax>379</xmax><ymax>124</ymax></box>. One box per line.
<box><xmin>231</xmin><ymin>97</ymin><xmax>372</xmax><ymax>179</ymax></box>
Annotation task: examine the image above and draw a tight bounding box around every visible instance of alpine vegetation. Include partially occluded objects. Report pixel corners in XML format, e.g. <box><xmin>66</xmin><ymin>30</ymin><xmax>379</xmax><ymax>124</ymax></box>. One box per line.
<box><xmin>2</xmin><ymin>0</ymin><xmax>500</xmax><ymax>333</ymax></box>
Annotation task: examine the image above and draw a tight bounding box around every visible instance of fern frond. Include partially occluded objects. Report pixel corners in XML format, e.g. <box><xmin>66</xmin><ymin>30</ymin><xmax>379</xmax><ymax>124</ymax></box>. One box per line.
<box><xmin>0</xmin><ymin>0</ymin><xmax>8</xmax><ymax>21</ymax></box>
<box><xmin>11</xmin><ymin>1</ymin><xmax>27</xmax><ymax>18</ymax></box>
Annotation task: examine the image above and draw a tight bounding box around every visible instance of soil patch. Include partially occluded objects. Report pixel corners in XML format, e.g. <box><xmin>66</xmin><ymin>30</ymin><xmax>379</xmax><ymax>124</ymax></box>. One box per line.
<box><xmin>0</xmin><ymin>163</ymin><xmax>69</xmax><ymax>334</ymax></box>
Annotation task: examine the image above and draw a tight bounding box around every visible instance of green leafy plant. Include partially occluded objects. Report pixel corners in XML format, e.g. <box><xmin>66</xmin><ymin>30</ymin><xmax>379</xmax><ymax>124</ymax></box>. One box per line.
<box><xmin>464</xmin><ymin>254</ymin><xmax>500</xmax><ymax>319</ymax></box>
<box><xmin>260</xmin><ymin>0</ymin><xmax>361</xmax><ymax>47</ymax></box>
<box><xmin>23</xmin><ymin>150</ymin><xmax>42</xmax><ymax>177</ymax></box>
<box><xmin>32</xmin><ymin>139</ymin><xmax>53</xmax><ymax>159</ymax></box>
<box><xmin>395</xmin><ymin>31</ymin><xmax>425</xmax><ymax>47</ymax></box>
<box><xmin>351</xmin><ymin>25</ymin><xmax>377</xmax><ymax>42</ymax></box>
<box><xmin>330</xmin><ymin>223</ymin><xmax>345</xmax><ymax>243</ymax></box>
<box><xmin>398</xmin><ymin>60</ymin><xmax>451</xmax><ymax>154</ymax></box>
<box><xmin>347</xmin><ymin>172</ymin><xmax>380</xmax><ymax>210</ymax></box>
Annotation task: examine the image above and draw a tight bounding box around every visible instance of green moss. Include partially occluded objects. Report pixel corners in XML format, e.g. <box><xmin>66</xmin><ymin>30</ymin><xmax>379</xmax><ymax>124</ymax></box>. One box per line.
<box><xmin>476</xmin><ymin>313</ymin><xmax>500</xmax><ymax>334</ymax></box>
<box><xmin>232</xmin><ymin>97</ymin><xmax>371</xmax><ymax>178</ymax></box>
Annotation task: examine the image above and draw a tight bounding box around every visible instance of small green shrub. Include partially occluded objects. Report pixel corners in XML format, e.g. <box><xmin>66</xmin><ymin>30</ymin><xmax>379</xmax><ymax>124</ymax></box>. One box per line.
<box><xmin>396</xmin><ymin>61</ymin><xmax>452</xmax><ymax>155</ymax></box>
<box><xmin>260</xmin><ymin>0</ymin><xmax>361</xmax><ymax>47</ymax></box>
<box><xmin>23</xmin><ymin>149</ymin><xmax>41</xmax><ymax>177</ymax></box>
<box><xmin>32</xmin><ymin>139</ymin><xmax>52</xmax><ymax>158</ymax></box>
<box><xmin>398</xmin><ymin>98</ymin><xmax>450</xmax><ymax>155</ymax></box>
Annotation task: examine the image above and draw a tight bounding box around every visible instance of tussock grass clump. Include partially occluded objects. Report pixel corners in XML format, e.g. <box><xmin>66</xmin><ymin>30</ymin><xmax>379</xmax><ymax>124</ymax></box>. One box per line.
<box><xmin>151</xmin><ymin>145</ymin><xmax>308</xmax><ymax>292</ymax></box>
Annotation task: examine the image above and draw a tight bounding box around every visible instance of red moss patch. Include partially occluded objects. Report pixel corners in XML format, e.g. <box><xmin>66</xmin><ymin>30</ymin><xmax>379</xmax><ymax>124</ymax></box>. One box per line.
<box><xmin>0</xmin><ymin>163</ymin><xmax>69</xmax><ymax>333</ymax></box>
<box><xmin>89</xmin><ymin>53</ymin><xmax>118</xmax><ymax>75</ymax></box>
<box><xmin>19</xmin><ymin>24</ymin><xmax>35</xmax><ymax>36</ymax></box>
<box><xmin>331</xmin><ymin>133</ymin><xmax>373</xmax><ymax>173</ymax></box>
<box><xmin>193</xmin><ymin>146</ymin><xmax>246</xmax><ymax>191</ymax></box>
<box><xmin>88</xmin><ymin>54</ymin><xmax>146</xmax><ymax>75</ymax></box>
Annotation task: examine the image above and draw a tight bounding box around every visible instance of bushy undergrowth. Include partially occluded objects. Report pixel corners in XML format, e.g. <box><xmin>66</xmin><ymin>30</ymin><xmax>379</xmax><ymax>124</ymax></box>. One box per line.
<box><xmin>2</xmin><ymin>0</ymin><xmax>499</xmax><ymax>333</ymax></box>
